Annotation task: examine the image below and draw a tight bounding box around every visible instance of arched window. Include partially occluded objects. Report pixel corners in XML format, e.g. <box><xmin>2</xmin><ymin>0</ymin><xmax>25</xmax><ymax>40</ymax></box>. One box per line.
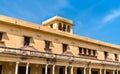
<box><xmin>58</xmin><ymin>23</ymin><xmax>62</xmax><ymax>30</ymax></box>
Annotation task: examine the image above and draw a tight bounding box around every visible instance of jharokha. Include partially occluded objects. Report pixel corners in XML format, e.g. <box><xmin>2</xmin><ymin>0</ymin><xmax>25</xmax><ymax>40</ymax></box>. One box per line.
<box><xmin>0</xmin><ymin>15</ymin><xmax>120</xmax><ymax>74</ymax></box>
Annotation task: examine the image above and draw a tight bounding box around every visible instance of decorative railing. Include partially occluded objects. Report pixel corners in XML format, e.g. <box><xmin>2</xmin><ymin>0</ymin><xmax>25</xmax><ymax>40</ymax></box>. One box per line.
<box><xmin>0</xmin><ymin>46</ymin><xmax>119</xmax><ymax>66</ymax></box>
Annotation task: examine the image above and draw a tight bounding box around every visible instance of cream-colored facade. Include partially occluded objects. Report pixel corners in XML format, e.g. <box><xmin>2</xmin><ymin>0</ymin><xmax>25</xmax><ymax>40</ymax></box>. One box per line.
<box><xmin>0</xmin><ymin>15</ymin><xmax>120</xmax><ymax>74</ymax></box>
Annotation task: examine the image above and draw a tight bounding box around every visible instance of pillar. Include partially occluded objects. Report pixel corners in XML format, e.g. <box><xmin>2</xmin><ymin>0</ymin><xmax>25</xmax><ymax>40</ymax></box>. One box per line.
<box><xmin>26</xmin><ymin>63</ymin><xmax>29</xmax><ymax>74</ymax></box>
<box><xmin>52</xmin><ymin>64</ymin><xmax>55</xmax><ymax>74</ymax></box>
<box><xmin>116</xmin><ymin>70</ymin><xmax>118</xmax><ymax>74</ymax></box>
<box><xmin>65</xmin><ymin>66</ymin><xmax>68</xmax><ymax>74</ymax></box>
<box><xmin>100</xmin><ymin>68</ymin><xmax>102</xmax><ymax>74</ymax></box>
<box><xmin>45</xmin><ymin>64</ymin><xmax>48</xmax><ymax>74</ymax></box>
<box><xmin>113</xmin><ymin>70</ymin><xmax>115</xmax><ymax>74</ymax></box>
<box><xmin>70</xmin><ymin>26</ymin><xmax>73</xmax><ymax>33</ymax></box>
<box><xmin>104</xmin><ymin>69</ymin><xmax>106</xmax><ymax>74</ymax></box>
<box><xmin>84</xmin><ymin>67</ymin><xmax>86</xmax><ymax>74</ymax></box>
<box><xmin>89</xmin><ymin>67</ymin><xmax>91</xmax><ymax>74</ymax></box>
<box><xmin>15</xmin><ymin>62</ymin><xmax>19</xmax><ymax>74</ymax></box>
<box><xmin>70</xmin><ymin>66</ymin><xmax>73</xmax><ymax>74</ymax></box>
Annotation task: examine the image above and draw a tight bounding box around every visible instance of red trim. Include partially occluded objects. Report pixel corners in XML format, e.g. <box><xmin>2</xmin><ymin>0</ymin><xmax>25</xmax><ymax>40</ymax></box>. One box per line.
<box><xmin>63</xmin><ymin>50</ymin><xmax>74</xmax><ymax>56</ymax></box>
<box><xmin>20</xmin><ymin>45</ymin><xmax>38</xmax><ymax>51</ymax></box>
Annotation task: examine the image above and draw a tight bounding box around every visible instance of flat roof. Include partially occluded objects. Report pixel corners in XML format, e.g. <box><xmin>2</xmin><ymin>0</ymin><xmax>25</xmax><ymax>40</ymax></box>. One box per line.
<box><xmin>0</xmin><ymin>15</ymin><xmax>120</xmax><ymax>49</ymax></box>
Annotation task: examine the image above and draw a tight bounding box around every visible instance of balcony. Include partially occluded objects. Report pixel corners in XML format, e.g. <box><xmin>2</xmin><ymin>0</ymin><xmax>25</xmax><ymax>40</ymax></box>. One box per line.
<box><xmin>0</xmin><ymin>46</ymin><xmax>119</xmax><ymax>66</ymax></box>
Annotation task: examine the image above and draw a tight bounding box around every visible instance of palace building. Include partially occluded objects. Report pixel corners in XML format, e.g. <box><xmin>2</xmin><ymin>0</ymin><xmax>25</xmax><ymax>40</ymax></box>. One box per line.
<box><xmin>0</xmin><ymin>15</ymin><xmax>120</xmax><ymax>74</ymax></box>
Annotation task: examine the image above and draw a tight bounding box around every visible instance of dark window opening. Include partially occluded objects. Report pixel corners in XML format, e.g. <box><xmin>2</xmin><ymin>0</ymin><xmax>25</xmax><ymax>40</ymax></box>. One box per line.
<box><xmin>63</xmin><ymin>44</ymin><xmax>68</xmax><ymax>53</ymax></box>
<box><xmin>42</xmin><ymin>68</ymin><xmax>50</xmax><ymax>74</ymax></box>
<box><xmin>88</xmin><ymin>49</ymin><xmax>91</xmax><ymax>55</ymax></box>
<box><xmin>24</xmin><ymin>36</ymin><xmax>30</xmax><ymax>46</ymax></box>
<box><xmin>0</xmin><ymin>32</ymin><xmax>3</xmax><ymax>41</ymax></box>
<box><xmin>79</xmin><ymin>47</ymin><xmax>82</xmax><ymax>54</ymax></box>
<box><xmin>77</xmin><ymin>68</ymin><xmax>82</xmax><ymax>74</ymax></box>
<box><xmin>93</xmin><ymin>50</ymin><xmax>96</xmax><ymax>56</ymax></box>
<box><xmin>18</xmin><ymin>66</ymin><xmax>30</xmax><ymax>74</ymax></box>
<box><xmin>0</xmin><ymin>65</ymin><xmax>2</xmax><ymax>74</ymax></box>
<box><xmin>58</xmin><ymin>23</ymin><xmax>62</xmax><ymax>30</ymax></box>
<box><xmin>50</xmin><ymin>24</ymin><xmax>53</xmax><ymax>28</ymax></box>
<box><xmin>63</xmin><ymin>24</ymin><xmax>66</xmax><ymax>32</ymax></box>
<box><xmin>104</xmin><ymin>51</ymin><xmax>108</xmax><ymax>59</ymax></box>
<box><xmin>45</xmin><ymin>41</ymin><xmax>51</xmax><ymax>49</ymax></box>
<box><xmin>67</xmin><ymin>26</ymin><xmax>70</xmax><ymax>32</ymax></box>
<box><xmin>92</xmin><ymin>71</ymin><xmax>98</xmax><ymax>74</ymax></box>
<box><xmin>60</xmin><ymin>67</ymin><xmax>64</xmax><ymax>74</ymax></box>
<box><xmin>106</xmin><ymin>72</ymin><xmax>110</xmax><ymax>74</ymax></box>
<box><xmin>83</xmin><ymin>48</ymin><xmax>87</xmax><ymax>54</ymax></box>
<box><xmin>115</xmin><ymin>54</ymin><xmax>118</xmax><ymax>61</ymax></box>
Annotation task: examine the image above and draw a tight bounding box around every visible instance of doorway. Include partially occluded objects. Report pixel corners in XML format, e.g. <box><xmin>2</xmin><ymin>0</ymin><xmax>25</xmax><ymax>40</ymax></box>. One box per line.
<box><xmin>77</xmin><ymin>68</ymin><xmax>82</xmax><ymax>74</ymax></box>
<box><xmin>42</xmin><ymin>68</ymin><xmax>50</xmax><ymax>74</ymax></box>
<box><xmin>106</xmin><ymin>72</ymin><xmax>110</xmax><ymax>74</ymax></box>
<box><xmin>18</xmin><ymin>66</ymin><xmax>30</xmax><ymax>74</ymax></box>
<box><xmin>0</xmin><ymin>65</ymin><xmax>2</xmax><ymax>74</ymax></box>
<box><xmin>59</xmin><ymin>67</ymin><xmax>65</xmax><ymax>74</ymax></box>
<box><xmin>92</xmin><ymin>71</ymin><xmax>98</xmax><ymax>74</ymax></box>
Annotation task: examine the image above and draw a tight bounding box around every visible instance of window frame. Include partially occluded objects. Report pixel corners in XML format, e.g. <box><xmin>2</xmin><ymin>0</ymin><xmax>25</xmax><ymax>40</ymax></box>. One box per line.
<box><xmin>104</xmin><ymin>51</ymin><xmax>108</xmax><ymax>59</ymax></box>
<box><xmin>83</xmin><ymin>48</ymin><xmax>87</xmax><ymax>54</ymax></box>
<box><xmin>24</xmin><ymin>36</ymin><xmax>31</xmax><ymax>46</ymax></box>
<box><xmin>88</xmin><ymin>49</ymin><xmax>91</xmax><ymax>55</ymax></box>
<box><xmin>45</xmin><ymin>40</ymin><xmax>51</xmax><ymax>49</ymax></box>
<box><xmin>0</xmin><ymin>32</ymin><xmax>3</xmax><ymax>41</ymax></box>
<box><xmin>93</xmin><ymin>50</ymin><xmax>96</xmax><ymax>56</ymax></box>
<box><xmin>79</xmin><ymin>47</ymin><xmax>82</xmax><ymax>54</ymax></box>
<box><xmin>114</xmin><ymin>54</ymin><xmax>118</xmax><ymax>61</ymax></box>
<box><xmin>62</xmin><ymin>44</ymin><xmax>68</xmax><ymax>53</ymax></box>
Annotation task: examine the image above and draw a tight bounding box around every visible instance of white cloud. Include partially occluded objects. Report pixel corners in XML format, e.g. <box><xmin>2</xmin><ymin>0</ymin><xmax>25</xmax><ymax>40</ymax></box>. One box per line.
<box><xmin>103</xmin><ymin>9</ymin><xmax>120</xmax><ymax>23</ymax></box>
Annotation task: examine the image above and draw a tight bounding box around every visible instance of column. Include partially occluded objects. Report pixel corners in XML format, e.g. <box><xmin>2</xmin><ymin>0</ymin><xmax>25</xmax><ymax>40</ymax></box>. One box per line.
<box><xmin>45</xmin><ymin>64</ymin><xmax>48</xmax><ymax>74</ymax></box>
<box><xmin>89</xmin><ymin>67</ymin><xmax>91</xmax><ymax>74</ymax></box>
<box><xmin>65</xmin><ymin>24</ymin><xmax>68</xmax><ymax>32</ymax></box>
<box><xmin>52</xmin><ymin>64</ymin><xmax>55</xmax><ymax>74</ymax></box>
<box><xmin>70</xmin><ymin>26</ymin><xmax>73</xmax><ymax>33</ymax></box>
<box><xmin>15</xmin><ymin>62</ymin><xmax>19</xmax><ymax>74</ymax></box>
<box><xmin>84</xmin><ymin>67</ymin><xmax>86</xmax><ymax>74</ymax></box>
<box><xmin>26</xmin><ymin>63</ymin><xmax>29</xmax><ymax>74</ymax></box>
<box><xmin>116</xmin><ymin>70</ymin><xmax>118</xmax><ymax>74</ymax></box>
<box><xmin>104</xmin><ymin>69</ymin><xmax>106</xmax><ymax>74</ymax></box>
<box><xmin>100</xmin><ymin>68</ymin><xmax>102</xmax><ymax>74</ymax></box>
<box><xmin>65</xmin><ymin>66</ymin><xmax>68</xmax><ymax>74</ymax></box>
<box><xmin>113</xmin><ymin>70</ymin><xmax>115</xmax><ymax>74</ymax></box>
<box><xmin>62</xmin><ymin>23</ymin><xmax>63</xmax><ymax>31</ymax></box>
<box><xmin>70</xmin><ymin>66</ymin><xmax>73</xmax><ymax>74</ymax></box>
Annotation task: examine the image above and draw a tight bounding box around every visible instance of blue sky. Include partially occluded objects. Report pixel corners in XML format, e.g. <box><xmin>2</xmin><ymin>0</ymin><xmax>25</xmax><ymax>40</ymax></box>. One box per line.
<box><xmin>0</xmin><ymin>0</ymin><xmax>120</xmax><ymax>45</ymax></box>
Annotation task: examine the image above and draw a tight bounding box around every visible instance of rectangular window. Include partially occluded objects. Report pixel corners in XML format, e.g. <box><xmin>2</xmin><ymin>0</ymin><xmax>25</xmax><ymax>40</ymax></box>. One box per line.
<box><xmin>88</xmin><ymin>49</ymin><xmax>91</xmax><ymax>55</ymax></box>
<box><xmin>50</xmin><ymin>24</ymin><xmax>53</xmax><ymax>28</ymax></box>
<box><xmin>45</xmin><ymin>41</ymin><xmax>51</xmax><ymax>48</ymax></box>
<box><xmin>104</xmin><ymin>51</ymin><xmax>108</xmax><ymax>59</ymax></box>
<box><xmin>83</xmin><ymin>48</ymin><xmax>87</xmax><ymax>54</ymax></box>
<box><xmin>114</xmin><ymin>54</ymin><xmax>118</xmax><ymax>61</ymax></box>
<box><xmin>79</xmin><ymin>47</ymin><xmax>82</xmax><ymax>54</ymax></box>
<box><xmin>63</xmin><ymin>44</ymin><xmax>68</xmax><ymax>53</ymax></box>
<box><xmin>24</xmin><ymin>36</ymin><xmax>30</xmax><ymax>46</ymax></box>
<box><xmin>93</xmin><ymin>50</ymin><xmax>96</xmax><ymax>56</ymax></box>
<box><xmin>0</xmin><ymin>32</ymin><xmax>3</xmax><ymax>41</ymax></box>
